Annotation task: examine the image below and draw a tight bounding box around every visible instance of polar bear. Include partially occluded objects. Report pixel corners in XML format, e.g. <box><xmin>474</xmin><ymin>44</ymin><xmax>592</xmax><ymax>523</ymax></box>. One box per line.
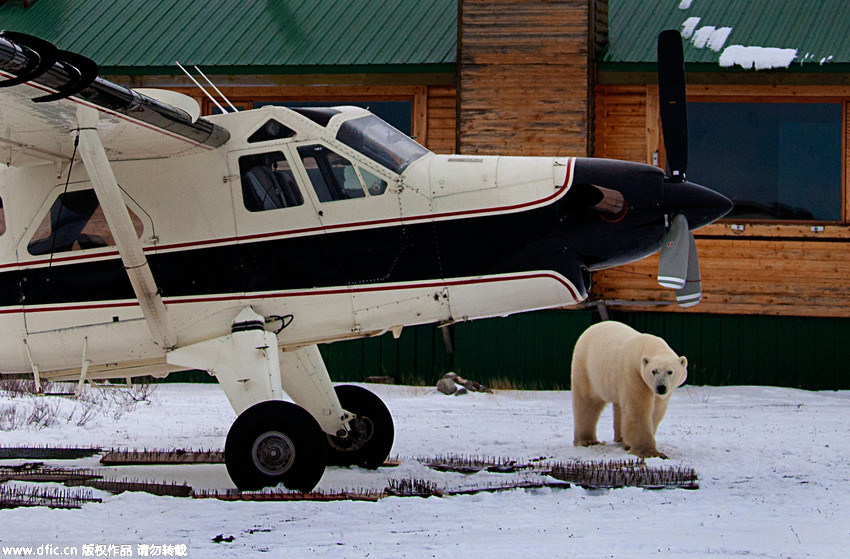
<box><xmin>571</xmin><ymin>321</ymin><xmax>687</xmax><ymax>459</ymax></box>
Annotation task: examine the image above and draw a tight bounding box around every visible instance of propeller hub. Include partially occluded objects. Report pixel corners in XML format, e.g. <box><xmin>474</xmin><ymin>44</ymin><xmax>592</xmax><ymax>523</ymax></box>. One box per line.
<box><xmin>662</xmin><ymin>180</ymin><xmax>733</xmax><ymax>231</ymax></box>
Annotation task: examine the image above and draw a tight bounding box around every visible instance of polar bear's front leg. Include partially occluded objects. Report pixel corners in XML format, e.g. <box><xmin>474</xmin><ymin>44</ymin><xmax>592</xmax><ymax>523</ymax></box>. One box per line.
<box><xmin>621</xmin><ymin>397</ymin><xmax>667</xmax><ymax>459</ymax></box>
<box><xmin>652</xmin><ymin>396</ymin><xmax>670</xmax><ymax>435</ymax></box>
<box><xmin>572</xmin><ymin>391</ymin><xmax>606</xmax><ymax>446</ymax></box>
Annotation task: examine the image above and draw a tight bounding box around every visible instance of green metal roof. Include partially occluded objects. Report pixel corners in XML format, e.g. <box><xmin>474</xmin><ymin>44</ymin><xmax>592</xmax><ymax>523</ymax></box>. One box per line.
<box><xmin>0</xmin><ymin>0</ymin><xmax>457</xmax><ymax>73</ymax></box>
<box><xmin>602</xmin><ymin>0</ymin><xmax>850</xmax><ymax>71</ymax></box>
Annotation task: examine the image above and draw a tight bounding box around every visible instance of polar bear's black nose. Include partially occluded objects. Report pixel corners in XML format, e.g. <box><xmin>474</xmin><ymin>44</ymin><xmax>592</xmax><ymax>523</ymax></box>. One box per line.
<box><xmin>656</xmin><ymin>385</ymin><xmax>667</xmax><ymax>395</ymax></box>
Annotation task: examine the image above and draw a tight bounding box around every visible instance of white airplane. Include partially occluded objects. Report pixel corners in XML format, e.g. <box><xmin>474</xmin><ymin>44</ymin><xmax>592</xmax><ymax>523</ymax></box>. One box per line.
<box><xmin>0</xmin><ymin>30</ymin><xmax>730</xmax><ymax>491</ymax></box>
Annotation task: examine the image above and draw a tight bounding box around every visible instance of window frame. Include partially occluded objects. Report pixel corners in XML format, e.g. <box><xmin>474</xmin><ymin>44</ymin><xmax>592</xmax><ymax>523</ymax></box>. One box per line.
<box><xmin>651</xmin><ymin>87</ymin><xmax>850</xmax><ymax>239</ymax></box>
<box><xmin>295</xmin><ymin>143</ymin><xmax>390</xmax><ymax>204</ymax></box>
<box><xmin>25</xmin><ymin>188</ymin><xmax>145</xmax><ymax>256</ymax></box>
<box><xmin>686</xmin><ymin>97</ymin><xmax>845</xmax><ymax>224</ymax></box>
<box><xmin>237</xmin><ymin>150</ymin><xmax>305</xmax><ymax>212</ymax></box>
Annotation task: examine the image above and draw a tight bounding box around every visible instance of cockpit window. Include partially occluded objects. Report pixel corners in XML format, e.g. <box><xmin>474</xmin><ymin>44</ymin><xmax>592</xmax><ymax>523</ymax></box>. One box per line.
<box><xmin>28</xmin><ymin>189</ymin><xmax>143</xmax><ymax>255</ymax></box>
<box><xmin>248</xmin><ymin>119</ymin><xmax>296</xmax><ymax>143</ymax></box>
<box><xmin>336</xmin><ymin>115</ymin><xmax>429</xmax><ymax>174</ymax></box>
<box><xmin>239</xmin><ymin>151</ymin><xmax>304</xmax><ymax>211</ymax></box>
<box><xmin>298</xmin><ymin>145</ymin><xmax>387</xmax><ymax>202</ymax></box>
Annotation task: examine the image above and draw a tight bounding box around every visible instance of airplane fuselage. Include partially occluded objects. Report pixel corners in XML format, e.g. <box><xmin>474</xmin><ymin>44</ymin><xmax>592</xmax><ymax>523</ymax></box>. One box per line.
<box><xmin>0</xmin><ymin>104</ymin><xmax>724</xmax><ymax>380</ymax></box>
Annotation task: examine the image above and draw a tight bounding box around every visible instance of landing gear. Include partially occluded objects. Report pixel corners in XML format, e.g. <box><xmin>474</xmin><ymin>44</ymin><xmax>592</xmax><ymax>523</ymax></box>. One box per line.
<box><xmin>168</xmin><ymin>309</ymin><xmax>394</xmax><ymax>490</ymax></box>
<box><xmin>224</xmin><ymin>400</ymin><xmax>328</xmax><ymax>492</ymax></box>
<box><xmin>327</xmin><ymin>384</ymin><xmax>394</xmax><ymax>469</ymax></box>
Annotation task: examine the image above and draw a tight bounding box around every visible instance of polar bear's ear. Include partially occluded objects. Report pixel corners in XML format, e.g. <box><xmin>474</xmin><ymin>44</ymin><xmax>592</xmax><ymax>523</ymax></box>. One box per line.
<box><xmin>680</xmin><ymin>356</ymin><xmax>688</xmax><ymax>368</ymax></box>
<box><xmin>642</xmin><ymin>357</ymin><xmax>649</xmax><ymax>366</ymax></box>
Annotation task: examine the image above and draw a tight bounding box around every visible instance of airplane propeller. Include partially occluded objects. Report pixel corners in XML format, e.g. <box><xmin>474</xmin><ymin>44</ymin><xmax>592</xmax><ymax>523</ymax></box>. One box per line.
<box><xmin>656</xmin><ymin>30</ymin><xmax>703</xmax><ymax>307</ymax></box>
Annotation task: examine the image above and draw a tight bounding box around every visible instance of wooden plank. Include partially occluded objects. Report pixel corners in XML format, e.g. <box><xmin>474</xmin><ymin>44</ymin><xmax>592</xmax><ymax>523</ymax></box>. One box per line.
<box><xmin>591</xmin><ymin>232</ymin><xmax>850</xmax><ymax>317</ymax></box>
<box><xmin>593</xmin><ymin>84</ymin><xmax>646</xmax><ymax>162</ymax></box>
<box><xmin>687</xmin><ymin>84</ymin><xmax>850</xmax><ymax>98</ymax></box>
<box><xmin>459</xmin><ymin>0</ymin><xmax>589</xmax><ymax>156</ymax></box>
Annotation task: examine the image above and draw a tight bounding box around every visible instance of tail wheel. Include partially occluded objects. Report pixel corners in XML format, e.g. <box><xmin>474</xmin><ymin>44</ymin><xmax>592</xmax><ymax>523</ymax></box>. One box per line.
<box><xmin>327</xmin><ymin>385</ymin><xmax>394</xmax><ymax>469</ymax></box>
<box><xmin>225</xmin><ymin>400</ymin><xmax>327</xmax><ymax>492</ymax></box>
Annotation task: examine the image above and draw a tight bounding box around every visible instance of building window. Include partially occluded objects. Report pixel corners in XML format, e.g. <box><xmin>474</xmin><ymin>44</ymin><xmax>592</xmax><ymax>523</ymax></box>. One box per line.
<box><xmin>688</xmin><ymin>102</ymin><xmax>842</xmax><ymax>221</ymax></box>
<box><xmin>239</xmin><ymin>152</ymin><xmax>304</xmax><ymax>211</ymax></box>
<box><xmin>28</xmin><ymin>190</ymin><xmax>143</xmax><ymax>255</ymax></box>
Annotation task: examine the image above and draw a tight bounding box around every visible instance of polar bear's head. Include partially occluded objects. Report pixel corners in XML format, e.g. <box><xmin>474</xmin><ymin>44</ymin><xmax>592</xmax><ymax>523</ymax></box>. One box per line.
<box><xmin>641</xmin><ymin>354</ymin><xmax>688</xmax><ymax>398</ymax></box>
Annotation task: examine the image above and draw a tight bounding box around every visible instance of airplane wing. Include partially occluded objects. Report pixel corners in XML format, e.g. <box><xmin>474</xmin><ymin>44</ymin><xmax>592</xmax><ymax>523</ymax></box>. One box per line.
<box><xmin>0</xmin><ymin>31</ymin><xmax>233</xmax><ymax>351</ymax></box>
<box><xmin>0</xmin><ymin>31</ymin><xmax>229</xmax><ymax>167</ymax></box>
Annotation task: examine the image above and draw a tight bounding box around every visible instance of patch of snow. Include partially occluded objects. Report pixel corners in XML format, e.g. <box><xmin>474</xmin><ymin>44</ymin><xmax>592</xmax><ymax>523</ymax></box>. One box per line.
<box><xmin>0</xmin><ymin>383</ymin><xmax>848</xmax><ymax>557</ymax></box>
<box><xmin>691</xmin><ymin>26</ymin><xmax>715</xmax><ymax>49</ymax></box>
<box><xmin>719</xmin><ymin>45</ymin><xmax>798</xmax><ymax>70</ymax></box>
<box><xmin>706</xmin><ymin>26</ymin><xmax>733</xmax><ymax>51</ymax></box>
<box><xmin>678</xmin><ymin>0</ymin><xmax>694</xmax><ymax>9</ymax></box>
<box><xmin>690</xmin><ymin>25</ymin><xmax>733</xmax><ymax>52</ymax></box>
<box><xmin>681</xmin><ymin>16</ymin><xmax>701</xmax><ymax>39</ymax></box>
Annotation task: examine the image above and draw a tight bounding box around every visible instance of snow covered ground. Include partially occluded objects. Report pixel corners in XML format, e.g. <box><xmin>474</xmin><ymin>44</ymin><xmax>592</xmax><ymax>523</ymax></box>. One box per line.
<box><xmin>0</xmin><ymin>382</ymin><xmax>848</xmax><ymax>558</ymax></box>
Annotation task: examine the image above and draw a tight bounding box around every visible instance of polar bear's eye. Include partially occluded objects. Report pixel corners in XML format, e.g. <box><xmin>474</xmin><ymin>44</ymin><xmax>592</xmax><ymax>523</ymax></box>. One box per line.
<box><xmin>667</xmin><ymin>371</ymin><xmax>673</xmax><ymax>375</ymax></box>
<box><xmin>652</xmin><ymin>370</ymin><xmax>659</xmax><ymax>375</ymax></box>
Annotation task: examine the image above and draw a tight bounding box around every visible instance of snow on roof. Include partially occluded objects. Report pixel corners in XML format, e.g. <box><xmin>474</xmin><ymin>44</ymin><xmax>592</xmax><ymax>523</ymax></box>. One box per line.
<box><xmin>603</xmin><ymin>0</ymin><xmax>850</xmax><ymax>71</ymax></box>
<box><xmin>719</xmin><ymin>45</ymin><xmax>799</xmax><ymax>70</ymax></box>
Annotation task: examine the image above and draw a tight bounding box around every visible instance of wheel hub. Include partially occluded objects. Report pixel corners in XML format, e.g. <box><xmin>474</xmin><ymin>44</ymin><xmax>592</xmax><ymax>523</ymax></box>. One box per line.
<box><xmin>252</xmin><ymin>431</ymin><xmax>295</xmax><ymax>476</ymax></box>
<box><xmin>328</xmin><ymin>416</ymin><xmax>374</xmax><ymax>452</ymax></box>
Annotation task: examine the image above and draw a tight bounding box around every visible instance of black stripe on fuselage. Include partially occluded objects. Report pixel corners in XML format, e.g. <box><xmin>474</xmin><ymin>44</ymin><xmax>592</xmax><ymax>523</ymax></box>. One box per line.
<box><xmin>2</xmin><ymin>200</ymin><xmax>592</xmax><ymax>309</ymax></box>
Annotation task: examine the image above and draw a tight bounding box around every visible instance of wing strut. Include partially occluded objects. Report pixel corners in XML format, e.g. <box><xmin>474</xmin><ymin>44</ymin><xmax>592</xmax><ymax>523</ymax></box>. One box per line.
<box><xmin>75</xmin><ymin>106</ymin><xmax>177</xmax><ymax>350</ymax></box>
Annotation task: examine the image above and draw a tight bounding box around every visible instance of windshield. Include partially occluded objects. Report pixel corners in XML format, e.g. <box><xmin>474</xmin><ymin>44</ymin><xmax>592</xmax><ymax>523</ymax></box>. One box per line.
<box><xmin>336</xmin><ymin>115</ymin><xmax>429</xmax><ymax>174</ymax></box>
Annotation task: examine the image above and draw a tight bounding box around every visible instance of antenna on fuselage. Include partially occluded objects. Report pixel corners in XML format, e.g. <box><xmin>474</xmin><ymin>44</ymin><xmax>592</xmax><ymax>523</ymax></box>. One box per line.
<box><xmin>194</xmin><ymin>65</ymin><xmax>238</xmax><ymax>113</ymax></box>
<box><xmin>175</xmin><ymin>62</ymin><xmax>237</xmax><ymax>114</ymax></box>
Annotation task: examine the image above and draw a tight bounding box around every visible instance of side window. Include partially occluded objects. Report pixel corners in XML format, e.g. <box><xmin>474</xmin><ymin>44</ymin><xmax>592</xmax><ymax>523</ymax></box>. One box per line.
<box><xmin>248</xmin><ymin>119</ymin><xmax>296</xmax><ymax>143</ymax></box>
<box><xmin>239</xmin><ymin>151</ymin><xmax>304</xmax><ymax>212</ymax></box>
<box><xmin>360</xmin><ymin>167</ymin><xmax>388</xmax><ymax>196</ymax></box>
<box><xmin>297</xmin><ymin>145</ymin><xmax>387</xmax><ymax>202</ymax></box>
<box><xmin>0</xmin><ymin>197</ymin><xmax>5</xmax><ymax>236</ymax></box>
<box><xmin>28</xmin><ymin>190</ymin><xmax>143</xmax><ymax>255</ymax></box>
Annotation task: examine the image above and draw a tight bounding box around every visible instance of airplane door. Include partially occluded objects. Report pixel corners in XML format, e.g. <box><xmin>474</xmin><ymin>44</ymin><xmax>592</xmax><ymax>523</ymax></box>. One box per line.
<box><xmin>291</xmin><ymin>143</ymin><xmax>450</xmax><ymax>332</ymax></box>
<box><xmin>226</xmin><ymin>146</ymin><xmax>343</xmax><ymax>297</ymax></box>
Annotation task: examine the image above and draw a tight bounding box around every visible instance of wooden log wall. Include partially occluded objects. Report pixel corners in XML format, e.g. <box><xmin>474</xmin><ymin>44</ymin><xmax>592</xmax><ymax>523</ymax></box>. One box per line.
<box><xmin>592</xmin><ymin>83</ymin><xmax>850</xmax><ymax>318</ymax></box>
<box><xmin>458</xmin><ymin>0</ymin><xmax>590</xmax><ymax>156</ymax></box>
<box><xmin>425</xmin><ymin>86</ymin><xmax>458</xmax><ymax>154</ymax></box>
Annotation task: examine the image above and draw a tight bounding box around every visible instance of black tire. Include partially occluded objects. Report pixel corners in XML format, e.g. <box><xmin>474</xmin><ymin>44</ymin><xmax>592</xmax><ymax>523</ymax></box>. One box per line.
<box><xmin>225</xmin><ymin>400</ymin><xmax>328</xmax><ymax>492</ymax></box>
<box><xmin>327</xmin><ymin>385</ymin><xmax>394</xmax><ymax>469</ymax></box>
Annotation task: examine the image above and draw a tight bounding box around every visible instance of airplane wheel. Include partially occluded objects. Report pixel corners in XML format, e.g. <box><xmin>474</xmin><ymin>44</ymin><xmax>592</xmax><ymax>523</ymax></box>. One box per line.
<box><xmin>225</xmin><ymin>400</ymin><xmax>328</xmax><ymax>492</ymax></box>
<box><xmin>327</xmin><ymin>385</ymin><xmax>394</xmax><ymax>469</ymax></box>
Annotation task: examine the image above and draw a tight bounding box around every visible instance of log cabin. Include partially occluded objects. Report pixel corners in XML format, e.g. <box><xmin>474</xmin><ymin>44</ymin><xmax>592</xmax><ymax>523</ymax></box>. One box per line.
<box><xmin>2</xmin><ymin>0</ymin><xmax>848</xmax><ymax>388</ymax></box>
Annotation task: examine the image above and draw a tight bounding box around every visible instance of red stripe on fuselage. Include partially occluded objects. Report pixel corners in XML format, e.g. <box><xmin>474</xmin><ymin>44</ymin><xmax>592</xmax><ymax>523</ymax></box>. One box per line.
<box><xmin>0</xmin><ymin>272</ymin><xmax>579</xmax><ymax>315</ymax></box>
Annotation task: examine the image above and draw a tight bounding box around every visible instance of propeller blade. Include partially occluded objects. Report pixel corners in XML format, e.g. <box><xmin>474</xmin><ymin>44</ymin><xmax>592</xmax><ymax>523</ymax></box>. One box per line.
<box><xmin>658</xmin><ymin>213</ymin><xmax>689</xmax><ymax>289</ymax></box>
<box><xmin>657</xmin><ymin>30</ymin><xmax>688</xmax><ymax>181</ymax></box>
<box><xmin>675</xmin><ymin>233</ymin><xmax>702</xmax><ymax>307</ymax></box>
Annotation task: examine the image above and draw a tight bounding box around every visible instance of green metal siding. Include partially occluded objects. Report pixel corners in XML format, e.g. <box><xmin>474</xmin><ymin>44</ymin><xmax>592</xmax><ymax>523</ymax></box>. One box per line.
<box><xmin>319</xmin><ymin>323</ymin><xmax>450</xmax><ymax>385</ymax></box>
<box><xmin>0</xmin><ymin>0</ymin><xmax>457</xmax><ymax>72</ymax></box>
<box><xmin>611</xmin><ymin>311</ymin><xmax>850</xmax><ymax>391</ymax></box>
<box><xmin>163</xmin><ymin>310</ymin><xmax>850</xmax><ymax>390</ymax></box>
<box><xmin>602</xmin><ymin>0</ymin><xmax>850</xmax><ymax>67</ymax></box>
<box><xmin>452</xmin><ymin>311</ymin><xmax>595</xmax><ymax>390</ymax></box>
<box><xmin>313</xmin><ymin>310</ymin><xmax>850</xmax><ymax>391</ymax></box>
